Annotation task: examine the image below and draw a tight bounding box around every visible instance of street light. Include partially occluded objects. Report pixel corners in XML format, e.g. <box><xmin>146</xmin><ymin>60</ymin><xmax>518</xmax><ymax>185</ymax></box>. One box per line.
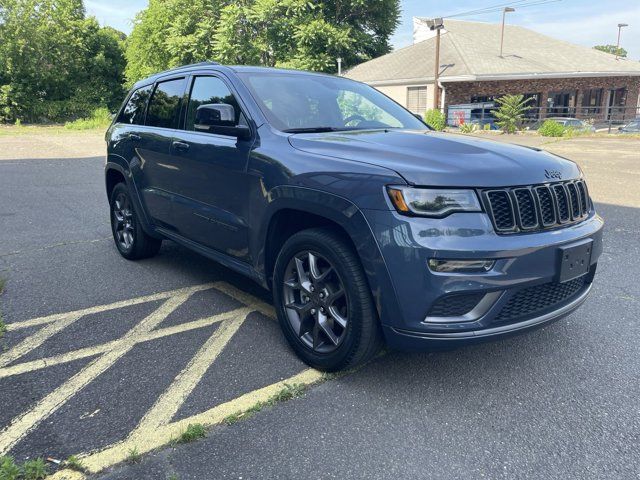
<box><xmin>426</xmin><ymin>18</ymin><xmax>444</xmax><ymax>110</ymax></box>
<box><xmin>500</xmin><ymin>7</ymin><xmax>515</xmax><ymax>58</ymax></box>
<box><xmin>615</xmin><ymin>23</ymin><xmax>628</xmax><ymax>60</ymax></box>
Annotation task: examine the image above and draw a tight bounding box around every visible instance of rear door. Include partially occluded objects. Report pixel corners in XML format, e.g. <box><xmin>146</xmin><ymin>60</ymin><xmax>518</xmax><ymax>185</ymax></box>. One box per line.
<box><xmin>110</xmin><ymin>84</ymin><xmax>153</xmax><ymax>174</ymax></box>
<box><xmin>167</xmin><ymin>74</ymin><xmax>254</xmax><ymax>260</ymax></box>
<box><xmin>136</xmin><ymin>76</ymin><xmax>188</xmax><ymax>229</ymax></box>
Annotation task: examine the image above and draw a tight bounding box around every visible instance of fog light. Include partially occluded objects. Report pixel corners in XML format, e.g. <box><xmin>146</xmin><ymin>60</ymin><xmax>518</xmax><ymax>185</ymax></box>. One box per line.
<box><xmin>428</xmin><ymin>259</ymin><xmax>495</xmax><ymax>273</ymax></box>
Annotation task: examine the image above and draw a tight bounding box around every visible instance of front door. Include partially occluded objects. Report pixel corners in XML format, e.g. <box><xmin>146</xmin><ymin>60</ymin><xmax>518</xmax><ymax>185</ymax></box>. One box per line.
<box><xmin>548</xmin><ymin>90</ymin><xmax>577</xmax><ymax>116</ymax></box>
<box><xmin>168</xmin><ymin>74</ymin><xmax>253</xmax><ymax>261</ymax></box>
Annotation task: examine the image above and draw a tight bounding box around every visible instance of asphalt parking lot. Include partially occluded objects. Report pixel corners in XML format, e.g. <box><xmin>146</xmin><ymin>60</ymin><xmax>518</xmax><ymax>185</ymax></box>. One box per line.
<box><xmin>0</xmin><ymin>132</ymin><xmax>639</xmax><ymax>479</ymax></box>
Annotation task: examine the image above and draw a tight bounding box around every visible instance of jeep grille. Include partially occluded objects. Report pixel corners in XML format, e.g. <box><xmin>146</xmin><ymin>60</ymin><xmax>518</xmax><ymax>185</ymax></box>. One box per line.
<box><xmin>482</xmin><ymin>180</ymin><xmax>591</xmax><ymax>234</ymax></box>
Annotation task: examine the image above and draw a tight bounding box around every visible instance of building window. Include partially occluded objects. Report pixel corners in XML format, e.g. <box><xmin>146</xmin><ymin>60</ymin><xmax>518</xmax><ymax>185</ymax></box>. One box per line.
<box><xmin>407</xmin><ymin>86</ymin><xmax>427</xmax><ymax>114</ymax></box>
<box><xmin>582</xmin><ymin>88</ymin><xmax>603</xmax><ymax>114</ymax></box>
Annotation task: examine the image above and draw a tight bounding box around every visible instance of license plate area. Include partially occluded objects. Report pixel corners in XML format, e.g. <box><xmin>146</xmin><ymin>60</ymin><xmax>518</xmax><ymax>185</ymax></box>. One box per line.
<box><xmin>558</xmin><ymin>239</ymin><xmax>593</xmax><ymax>283</ymax></box>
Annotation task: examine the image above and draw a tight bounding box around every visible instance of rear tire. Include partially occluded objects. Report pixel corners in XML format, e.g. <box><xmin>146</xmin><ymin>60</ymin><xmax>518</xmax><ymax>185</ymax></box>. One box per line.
<box><xmin>109</xmin><ymin>183</ymin><xmax>161</xmax><ymax>260</ymax></box>
<box><xmin>273</xmin><ymin>227</ymin><xmax>383</xmax><ymax>371</ymax></box>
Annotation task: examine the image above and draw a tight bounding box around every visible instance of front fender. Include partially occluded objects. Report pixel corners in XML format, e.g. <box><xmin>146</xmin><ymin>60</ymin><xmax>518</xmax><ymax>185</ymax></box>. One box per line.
<box><xmin>254</xmin><ymin>185</ymin><xmax>402</xmax><ymax>325</ymax></box>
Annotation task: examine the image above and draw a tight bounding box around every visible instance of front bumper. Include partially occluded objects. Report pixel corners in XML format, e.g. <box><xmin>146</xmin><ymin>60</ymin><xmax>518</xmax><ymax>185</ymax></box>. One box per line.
<box><xmin>362</xmin><ymin>208</ymin><xmax>604</xmax><ymax>350</ymax></box>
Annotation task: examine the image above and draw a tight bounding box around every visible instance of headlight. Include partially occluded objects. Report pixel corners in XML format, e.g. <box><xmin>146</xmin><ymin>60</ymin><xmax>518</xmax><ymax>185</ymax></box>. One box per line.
<box><xmin>387</xmin><ymin>187</ymin><xmax>482</xmax><ymax>217</ymax></box>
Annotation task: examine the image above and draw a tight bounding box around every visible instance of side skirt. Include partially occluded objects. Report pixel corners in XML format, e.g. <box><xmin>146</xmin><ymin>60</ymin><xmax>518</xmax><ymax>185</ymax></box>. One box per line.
<box><xmin>155</xmin><ymin>227</ymin><xmax>267</xmax><ymax>288</ymax></box>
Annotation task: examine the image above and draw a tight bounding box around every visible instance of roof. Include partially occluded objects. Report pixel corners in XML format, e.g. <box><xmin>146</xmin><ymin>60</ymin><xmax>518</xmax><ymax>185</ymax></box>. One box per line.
<box><xmin>345</xmin><ymin>19</ymin><xmax>640</xmax><ymax>84</ymax></box>
<box><xmin>132</xmin><ymin>63</ymin><xmax>335</xmax><ymax>88</ymax></box>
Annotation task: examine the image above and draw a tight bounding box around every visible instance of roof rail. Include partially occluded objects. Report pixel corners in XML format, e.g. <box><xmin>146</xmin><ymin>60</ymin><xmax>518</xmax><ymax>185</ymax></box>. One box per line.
<box><xmin>151</xmin><ymin>61</ymin><xmax>221</xmax><ymax>78</ymax></box>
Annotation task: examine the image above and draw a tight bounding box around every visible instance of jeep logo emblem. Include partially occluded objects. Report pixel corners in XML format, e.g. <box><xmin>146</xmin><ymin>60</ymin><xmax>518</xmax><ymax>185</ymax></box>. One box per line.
<box><xmin>545</xmin><ymin>169</ymin><xmax>562</xmax><ymax>180</ymax></box>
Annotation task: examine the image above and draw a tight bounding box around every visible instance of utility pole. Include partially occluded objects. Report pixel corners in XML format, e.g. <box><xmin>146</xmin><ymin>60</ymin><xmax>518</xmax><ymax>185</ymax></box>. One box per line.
<box><xmin>500</xmin><ymin>7</ymin><xmax>515</xmax><ymax>57</ymax></box>
<box><xmin>426</xmin><ymin>18</ymin><xmax>444</xmax><ymax>110</ymax></box>
<box><xmin>615</xmin><ymin>23</ymin><xmax>628</xmax><ymax>60</ymax></box>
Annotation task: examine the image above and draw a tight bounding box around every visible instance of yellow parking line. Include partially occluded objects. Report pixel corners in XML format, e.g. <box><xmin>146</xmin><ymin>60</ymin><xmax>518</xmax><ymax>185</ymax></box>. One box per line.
<box><xmin>1</xmin><ymin>280</ymin><xmax>325</xmax><ymax>476</ymax></box>
<box><xmin>132</xmin><ymin>309</ymin><xmax>249</xmax><ymax>434</ymax></box>
<box><xmin>0</xmin><ymin>314</ymin><xmax>83</xmax><ymax>367</ymax></box>
<box><xmin>6</xmin><ymin>283</ymin><xmax>216</xmax><ymax>332</ymax></box>
<box><xmin>213</xmin><ymin>282</ymin><xmax>276</xmax><ymax>319</ymax></box>
<box><xmin>47</xmin><ymin>469</ymin><xmax>86</xmax><ymax>480</ymax></box>
<box><xmin>0</xmin><ymin>293</ymin><xmax>191</xmax><ymax>456</ymax></box>
<box><xmin>80</xmin><ymin>368</ymin><xmax>323</xmax><ymax>473</ymax></box>
<box><xmin>0</xmin><ymin>308</ymin><xmax>247</xmax><ymax>380</ymax></box>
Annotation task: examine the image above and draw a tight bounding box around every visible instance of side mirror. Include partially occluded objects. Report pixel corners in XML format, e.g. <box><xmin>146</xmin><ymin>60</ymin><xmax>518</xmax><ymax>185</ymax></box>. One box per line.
<box><xmin>194</xmin><ymin>104</ymin><xmax>251</xmax><ymax>140</ymax></box>
<box><xmin>618</xmin><ymin>126</ymin><xmax>623</xmax><ymax>131</ymax></box>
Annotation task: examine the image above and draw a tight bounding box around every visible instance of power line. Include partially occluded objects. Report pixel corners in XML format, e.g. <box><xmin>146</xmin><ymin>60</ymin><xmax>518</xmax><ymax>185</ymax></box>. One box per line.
<box><xmin>440</xmin><ymin>0</ymin><xmax>563</xmax><ymax>19</ymax></box>
<box><xmin>443</xmin><ymin>0</ymin><xmax>537</xmax><ymax>19</ymax></box>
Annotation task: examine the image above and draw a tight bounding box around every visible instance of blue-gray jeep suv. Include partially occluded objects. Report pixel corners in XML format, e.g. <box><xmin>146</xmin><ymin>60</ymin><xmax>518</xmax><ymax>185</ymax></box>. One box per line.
<box><xmin>105</xmin><ymin>62</ymin><xmax>603</xmax><ymax>371</ymax></box>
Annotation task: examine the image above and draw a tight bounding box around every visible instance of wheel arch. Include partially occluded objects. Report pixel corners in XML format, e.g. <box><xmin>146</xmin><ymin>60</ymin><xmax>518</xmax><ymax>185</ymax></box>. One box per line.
<box><xmin>256</xmin><ymin>186</ymin><xmax>402</xmax><ymax>325</ymax></box>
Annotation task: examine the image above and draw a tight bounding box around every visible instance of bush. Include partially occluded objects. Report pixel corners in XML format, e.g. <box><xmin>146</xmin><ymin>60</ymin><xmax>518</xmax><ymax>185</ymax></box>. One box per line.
<box><xmin>424</xmin><ymin>109</ymin><xmax>446</xmax><ymax>131</ymax></box>
<box><xmin>459</xmin><ymin>122</ymin><xmax>477</xmax><ymax>134</ymax></box>
<box><xmin>538</xmin><ymin>119</ymin><xmax>566</xmax><ymax>137</ymax></box>
<box><xmin>64</xmin><ymin>107</ymin><xmax>113</xmax><ymax>130</ymax></box>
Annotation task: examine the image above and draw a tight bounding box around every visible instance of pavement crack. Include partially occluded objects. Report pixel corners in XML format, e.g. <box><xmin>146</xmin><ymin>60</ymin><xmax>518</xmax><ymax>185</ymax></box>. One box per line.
<box><xmin>0</xmin><ymin>237</ymin><xmax>111</xmax><ymax>258</ymax></box>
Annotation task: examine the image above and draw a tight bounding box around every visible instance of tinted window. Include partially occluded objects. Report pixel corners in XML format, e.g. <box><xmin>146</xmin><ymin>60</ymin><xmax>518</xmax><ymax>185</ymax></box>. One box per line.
<box><xmin>117</xmin><ymin>85</ymin><xmax>152</xmax><ymax>125</ymax></box>
<box><xmin>147</xmin><ymin>78</ymin><xmax>186</xmax><ymax>129</ymax></box>
<box><xmin>186</xmin><ymin>76</ymin><xmax>245</xmax><ymax>131</ymax></box>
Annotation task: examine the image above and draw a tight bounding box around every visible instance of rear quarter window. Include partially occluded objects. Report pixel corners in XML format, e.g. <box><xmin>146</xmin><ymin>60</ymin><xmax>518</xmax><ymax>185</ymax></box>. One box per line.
<box><xmin>117</xmin><ymin>85</ymin><xmax>152</xmax><ymax>125</ymax></box>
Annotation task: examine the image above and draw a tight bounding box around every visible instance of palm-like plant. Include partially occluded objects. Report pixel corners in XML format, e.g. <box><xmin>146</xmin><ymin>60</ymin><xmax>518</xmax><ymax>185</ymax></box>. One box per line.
<box><xmin>494</xmin><ymin>95</ymin><xmax>532</xmax><ymax>134</ymax></box>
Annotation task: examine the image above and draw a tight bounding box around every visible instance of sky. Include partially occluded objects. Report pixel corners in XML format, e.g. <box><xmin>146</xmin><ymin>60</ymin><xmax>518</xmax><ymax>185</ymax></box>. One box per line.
<box><xmin>86</xmin><ymin>0</ymin><xmax>640</xmax><ymax>60</ymax></box>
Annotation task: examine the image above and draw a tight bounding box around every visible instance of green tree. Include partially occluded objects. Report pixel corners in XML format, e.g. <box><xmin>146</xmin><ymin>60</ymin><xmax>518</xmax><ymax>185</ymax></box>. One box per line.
<box><xmin>0</xmin><ymin>0</ymin><xmax>126</xmax><ymax>122</ymax></box>
<box><xmin>494</xmin><ymin>94</ymin><xmax>532</xmax><ymax>134</ymax></box>
<box><xmin>124</xmin><ymin>0</ymin><xmax>400</xmax><ymax>84</ymax></box>
<box><xmin>593</xmin><ymin>44</ymin><xmax>627</xmax><ymax>58</ymax></box>
<box><xmin>125</xmin><ymin>0</ymin><xmax>222</xmax><ymax>84</ymax></box>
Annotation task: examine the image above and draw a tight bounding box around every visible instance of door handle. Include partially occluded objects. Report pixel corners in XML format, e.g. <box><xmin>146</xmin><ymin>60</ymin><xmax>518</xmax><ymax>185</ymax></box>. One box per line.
<box><xmin>128</xmin><ymin>133</ymin><xmax>141</xmax><ymax>141</ymax></box>
<box><xmin>172</xmin><ymin>141</ymin><xmax>190</xmax><ymax>152</ymax></box>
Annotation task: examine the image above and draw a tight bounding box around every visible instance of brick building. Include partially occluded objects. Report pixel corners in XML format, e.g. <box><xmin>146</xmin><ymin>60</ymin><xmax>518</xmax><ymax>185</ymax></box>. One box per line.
<box><xmin>345</xmin><ymin>19</ymin><xmax>640</xmax><ymax>123</ymax></box>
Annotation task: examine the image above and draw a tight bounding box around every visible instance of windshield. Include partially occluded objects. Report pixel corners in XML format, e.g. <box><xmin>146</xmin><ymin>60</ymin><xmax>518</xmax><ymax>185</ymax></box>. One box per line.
<box><xmin>237</xmin><ymin>71</ymin><xmax>428</xmax><ymax>132</ymax></box>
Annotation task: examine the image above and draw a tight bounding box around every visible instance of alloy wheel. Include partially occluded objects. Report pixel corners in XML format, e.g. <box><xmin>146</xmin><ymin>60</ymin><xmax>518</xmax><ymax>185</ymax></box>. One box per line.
<box><xmin>113</xmin><ymin>192</ymin><xmax>135</xmax><ymax>250</ymax></box>
<box><xmin>282</xmin><ymin>250</ymin><xmax>349</xmax><ymax>353</ymax></box>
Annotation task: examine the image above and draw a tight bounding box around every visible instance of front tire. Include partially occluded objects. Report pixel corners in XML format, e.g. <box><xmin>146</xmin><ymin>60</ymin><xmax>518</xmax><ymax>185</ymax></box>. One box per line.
<box><xmin>110</xmin><ymin>183</ymin><xmax>162</xmax><ymax>260</ymax></box>
<box><xmin>273</xmin><ymin>228</ymin><xmax>383</xmax><ymax>371</ymax></box>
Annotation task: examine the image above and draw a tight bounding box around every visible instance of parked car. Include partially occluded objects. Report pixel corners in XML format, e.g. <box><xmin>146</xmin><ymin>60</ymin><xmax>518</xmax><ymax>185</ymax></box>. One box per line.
<box><xmin>105</xmin><ymin>62</ymin><xmax>603</xmax><ymax>371</ymax></box>
<box><xmin>618</xmin><ymin>118</ymin><xmax>640</xmax><ymax>134</ymax></box>
<box><xmin>530</xmin><ymin>117</ymin><xmax>596</xmax><ymax>132</ymax></box>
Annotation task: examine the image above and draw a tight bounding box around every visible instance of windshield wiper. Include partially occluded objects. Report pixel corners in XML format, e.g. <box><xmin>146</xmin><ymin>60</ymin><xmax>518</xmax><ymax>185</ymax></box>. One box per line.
<box><xmin>282</xmin><ymin>127</ymin><xmax>354</xmax><ymax>134</ymax></box>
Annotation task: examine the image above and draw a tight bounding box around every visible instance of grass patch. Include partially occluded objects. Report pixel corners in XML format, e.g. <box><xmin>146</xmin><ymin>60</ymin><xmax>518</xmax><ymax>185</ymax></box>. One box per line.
<box><xmin>126</xmin><ymin>447</ymin><xmax>141</xmax><ymax>464</ymax></box>
<box><xmin>0</xmin><ymin>456</ymin><xmax>48</xmax><ymax>480</ymax></box>
<box><xmin>64</xmin><ymin>107</ymin><xmax>112</xmax><ymax>131</ymax></box>
<box><xmin>223</xmin><ymin>383</ymin><xmax>307</xmax><ymax>426</ymax></box>
<box><xmin>21</xmin><ymin>459</ymin><xmax>47</xmax><ymax>480</ymax></box>
<box><xmin>177</xmin><ymin>423</ymin><xmax>206</xmax><ymax>444</ymax></box>
<box><xmin>0</xmin><ymin>456</ymin><xmax>21</xmax><ymax>480</ymax></box>
<box><xmin>65</xmin><ymin>455</ymin><xmax>86</xmax><ymax>472</ymax></box>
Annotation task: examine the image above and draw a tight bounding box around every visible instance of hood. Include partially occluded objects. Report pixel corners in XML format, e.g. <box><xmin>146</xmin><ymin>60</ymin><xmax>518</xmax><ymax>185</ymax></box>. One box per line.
<box><xmin>288</xmin><ymin>129</ymin><xmax>581</xmax><ymax>187</ymax></box>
